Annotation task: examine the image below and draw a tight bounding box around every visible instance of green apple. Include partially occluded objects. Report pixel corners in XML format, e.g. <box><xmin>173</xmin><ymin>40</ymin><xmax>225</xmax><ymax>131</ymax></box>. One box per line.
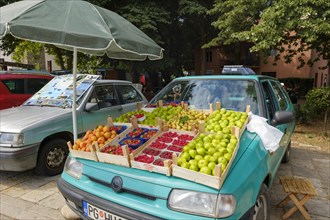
<box><xmin>203</xmin><ymin>136</ymin><xmax>212</xmax><ymax>143</ymax></box>
<box><xmin>212</xmin><ymin>139</ymin><xmax>220</xmax><ymax>146</ymax></box>
<box><xmin>224</xmin><ymin>153</ymin><xmax>232</xmax><ymax>161</ymax></box>
<box><xmin>219</xmin><ymin>141</ymin><xmax>227</xmax><ymax>148</ymax></box>
<box><xmin>183</xmin><ymin>146</ymin><xmax>191</xmax><ymax>152</ymax></box>
<box><xmin>222</xmin><ymin>127</ymin><xmax>230</xmax><ymax>134</ymax></box>
<box><xmin>226</xmin><ymin>142</ymin><xmax>236</xmax><ymax>149</ymax></box>
<box><xmin>209</xmin><ymin>155</ymin><xmax>218</xmax><ymax>163</ymax></box>
<box><xmin>219</xmin><ymin>148</ymin><xmax>228</xmax><ymax>155</ymax></box>
<box><xmin>198</xmin><ymin>159</ymin><xmax>208</xmax><ymax>169</ymax></box>
<box><xmin>230</xmin><ymin>138</ymin><xmax>238</xmax><ymax>145</ymax></box>
<box><xmin>177</xmin><ymin>157</ymin><xmax>187</xmax><ymax>166</ymax></box>
<box><xmin>196</xmin><ymin>148</ymin><xmax>206</xmax><ymax>156</ymax></box>
<box><xmin>194</xmin><ymin>155</ymin><xmax>203</xmax><ymax>162</ymax></box>
<box><xmin>199</xmin><ymin>166</ymin><xmax>212</xmax><ymax>175</ymax></box>
<box><xmin>218</xmin><ymin>157</ymin><xmax>228</xmax><ymax>165</ymax></box>
<box><xmin>204</xmin><ymin>155</ymin><xmax>211</xmax><ymax>162</ymax></box>
<box><xmin>208</xmin><ymin>161</ymin><xmax>216</xmax><ymax>171</ymax></box>
<box><xmin>213</xmin><ymin>152</ymin><xmax>223</xmax><ymax>158</ymax></box>
<box><xmin>227</xmin><ymin>147</ymin><xmax>234</xmax><ymax>154</ymax></box>
<box><xmin>181</xmin><ymin>152</ymin><xmax>191</xmax><ymax>161</ymax></box>
<box><xmin>180</xmin><ymin>162</ymin><xmax>190</xmax><ymax>169</ymax></box>
<box><xmin>196</xmin><ymin>141</ymin><xmax>204</xmax><ymax>149</ymax></box>
<box><xmin>189</xmin><ymin>164</ymin><xmax>199</xmax><ymax>171</ymax></box>
<box><xmin>207</xmin><ymin>147</ymin><xmax>216</xmax><ymax>155</ymax></box>
<box><xmin>189</xmin><ymin>149</ymin><xmax>197</xmax><ymax>158</ymax></box>
<box><xmin>188</xmin><ymin>159</ymin><xmax>198</xmax><ymax>166</ymax></box>
<box><xmin>204</xmin><ymin>142</ymin><xmax>213</xmax><ymax>150</ymax></box>
<box><xmin>215</xmin><ymin>133</ymin><xmax>223</xmax><ymax>140</ymax></box>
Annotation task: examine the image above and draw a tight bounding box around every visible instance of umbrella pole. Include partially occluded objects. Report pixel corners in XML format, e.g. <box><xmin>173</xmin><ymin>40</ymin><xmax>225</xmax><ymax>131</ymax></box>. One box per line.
<box><xmin>72</xmin><ymin>47</ymin><xmax>78</xmax><ymax>141</ymax></box>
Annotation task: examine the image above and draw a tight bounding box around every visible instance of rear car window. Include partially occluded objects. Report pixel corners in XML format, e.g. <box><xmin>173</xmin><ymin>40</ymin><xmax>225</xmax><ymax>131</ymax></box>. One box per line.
<box><xmin>116</xmin><ymin>85</ymin><xmax>143</xmax><ymax>104</ymax></box>
<box><xmin>2</xmin><ymin>79</ymin><xmax>24</xmax><ymax>94</ymax></box>
<box><xmin>2</xmin><ymin>78</ymin><xmax>50</xmax><ymax>94</ymax></box>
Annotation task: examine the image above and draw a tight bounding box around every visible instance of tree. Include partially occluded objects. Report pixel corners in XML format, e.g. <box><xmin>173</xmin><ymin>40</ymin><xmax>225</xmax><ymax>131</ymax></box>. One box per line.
<box><xmin>208</xmin><ymin>0</ymin><xmax>330</xmax><ymax>68</ymax></box>
<box><xmin>301</xmin><ymin>87</ymin><xmax>330</xmax><ymax>134</ymax></box>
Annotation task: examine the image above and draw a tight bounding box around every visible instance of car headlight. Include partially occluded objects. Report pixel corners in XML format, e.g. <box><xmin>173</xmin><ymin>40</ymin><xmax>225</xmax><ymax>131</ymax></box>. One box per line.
<box><xmin>0</xmin><ymin>132</ymin><xmax>24</xmax><ymax>147</ymax></box>
<box><xmin>64</xmin><ymin>156</ymin><xmax>83</xmax><ymax>179</ymax></box>
<box><xmin>168</xmin><ymin>189</ymin><xmax>236</xmax><ymax>218</ymax></box>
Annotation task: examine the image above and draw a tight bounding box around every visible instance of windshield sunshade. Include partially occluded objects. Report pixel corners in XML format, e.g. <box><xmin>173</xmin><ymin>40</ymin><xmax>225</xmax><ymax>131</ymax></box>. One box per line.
<box><xmin>24</xmin><ymin>74</ymin><xmax>100</xmax><ymax>108</ymax></box>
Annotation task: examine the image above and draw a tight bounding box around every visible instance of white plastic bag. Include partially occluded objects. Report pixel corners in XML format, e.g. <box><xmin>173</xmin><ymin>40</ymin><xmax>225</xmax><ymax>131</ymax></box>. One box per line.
<box><xmin>246</xmin><ymin>113</ymin><xmax>284</xmax><ymax>152</ymax></box>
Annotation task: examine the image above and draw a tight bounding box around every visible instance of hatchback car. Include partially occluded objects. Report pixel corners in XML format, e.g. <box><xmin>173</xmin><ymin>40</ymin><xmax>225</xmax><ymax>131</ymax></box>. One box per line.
<box><xmin>0</xmin><ymin>72</ymin><xmax>53</xmax><ymax>110</ymax></box>
<box><xmin>58</xmin><ymin>75</ymin><xmax>295</xmax><ymax>219</ymax></box>
<box><xmin>0</xmin><ymin>74</ymin><xmax>147</xmax><ymax>176</ymax></box>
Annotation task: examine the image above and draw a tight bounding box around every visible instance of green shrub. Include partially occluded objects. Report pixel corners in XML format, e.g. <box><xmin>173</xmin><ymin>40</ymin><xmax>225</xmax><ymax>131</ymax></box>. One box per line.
<box><xmin>299</xmin><ymin>87</ymin><xmax>330</xmax><ymax>134</ymax></box>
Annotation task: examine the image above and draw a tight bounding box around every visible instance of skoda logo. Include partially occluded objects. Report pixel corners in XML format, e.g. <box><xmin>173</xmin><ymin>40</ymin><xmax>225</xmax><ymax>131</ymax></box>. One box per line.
<box><xmin>111</xmin><ymin>176</ymin><xmax>123</xmax><ymax>193</ymax></box>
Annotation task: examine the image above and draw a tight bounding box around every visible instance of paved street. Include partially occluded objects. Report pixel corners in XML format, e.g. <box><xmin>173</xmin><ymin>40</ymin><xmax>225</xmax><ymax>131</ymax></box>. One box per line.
<box><xmin>1</xmin><ymin>144</ymin><xmax>329</xmax><ymax>220</ymax></box>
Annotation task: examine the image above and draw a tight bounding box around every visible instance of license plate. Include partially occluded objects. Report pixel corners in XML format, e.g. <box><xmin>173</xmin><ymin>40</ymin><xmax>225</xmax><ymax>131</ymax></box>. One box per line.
<box><xmin>83</xmin><ymin>201</ymin><xmax>126</xmax><ymax>220</ymax></box>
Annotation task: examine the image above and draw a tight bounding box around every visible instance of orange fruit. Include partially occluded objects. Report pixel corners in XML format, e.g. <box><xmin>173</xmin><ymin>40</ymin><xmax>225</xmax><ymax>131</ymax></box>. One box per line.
<box><xmin>103</xmin><ymin>125</ymin><xmax>110</xmax><ymax>132</ymax></box>
<box><xmin>111</xmin><ymin>130</ymin><xmax>117</xmax><ymax>135</ymax></box>
<box><xmin>98</xmin><ymin>136</ymin><xmax>105</xmax><ymax>144</ymax></box>
<box><xmin>95</xmin><ymin>131</ymin><xmax>102</xmax><ymax>138</ymax></box>
<box><xmin>72</xmin><ymin>144</ymin><xmax>79</xmax><ymax>150</ymax></box>
<box><xmin>104</xmin><ymin>132</ymin><xmax>111</xmax><ymax>139</ymax></box>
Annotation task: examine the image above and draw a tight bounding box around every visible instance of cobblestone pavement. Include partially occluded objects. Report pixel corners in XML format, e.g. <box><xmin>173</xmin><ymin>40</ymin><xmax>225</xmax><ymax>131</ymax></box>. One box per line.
<box><xmin>1</xmin><ymin>144</ymin><xmax>329</xmax><ymax>220</ymax></box>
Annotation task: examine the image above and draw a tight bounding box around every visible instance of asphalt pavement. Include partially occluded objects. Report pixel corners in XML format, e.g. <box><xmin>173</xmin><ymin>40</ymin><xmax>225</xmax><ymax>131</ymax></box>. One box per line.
<box><xmin>1</xmin><ymin>142</ymin><xmax>329</xmax><ymax>220</ymax></box>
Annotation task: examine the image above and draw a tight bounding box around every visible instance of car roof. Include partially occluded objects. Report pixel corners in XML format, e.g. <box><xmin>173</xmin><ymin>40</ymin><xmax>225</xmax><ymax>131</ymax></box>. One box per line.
<box><xmin>94</xmin><ymin>79</ymin><xmax>133</xmax><ymax>85</ymax></box>
<box><xmin>174</xmin><ymin>74</ymin><xmax>277</xmax><ymax>81</ymax></box>
<box><xmin>0</xmin><ymin>73</ymin><xmax>53</xmax><ymax>79</ymax></box>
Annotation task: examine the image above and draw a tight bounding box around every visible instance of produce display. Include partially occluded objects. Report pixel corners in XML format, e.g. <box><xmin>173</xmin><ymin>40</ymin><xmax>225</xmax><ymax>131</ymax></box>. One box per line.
<box><xmin>71</xmin><ymin>125</ymin><xmax>127</xmax><ymax>152</ymax></box>
<box><xmin>167</xmin><ymin>109</ymin><xmax>210</xmax><ymax>131</ymax></box>
<box><xmin>101</xmin><ymin>144</ymin><xmax>134</xmax><ymax>155</ymax></box>
<box><xmin>134</xmin><ymin>131</ymin><xmax>195</xmax><ymax>167</ymax></box>
<box><xmin>176</xmin><ymin>132</ymin><xmax>238</xmax><ymax>175</ymax></box>
<box><xmin>205</xmin><ymin>108</ymin><xmax>248</xmax><ymax>133</ymax></box>
<box><xmin>115</xmin><ymin>109</ymin><xmax>148</xmax><ymax>123</ymax></box>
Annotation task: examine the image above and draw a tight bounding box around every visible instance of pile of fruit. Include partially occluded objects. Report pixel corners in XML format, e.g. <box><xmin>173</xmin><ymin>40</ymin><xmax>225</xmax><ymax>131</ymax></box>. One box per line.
<box><xmin>176</xmin><ymin>132</ymin><xmax>238</xmax><ymax>176</ymax></box>
<box><xmin>205</xmin><ymin>108</ymin><xmax>248</xmax><ymax>133</ymax></box>
<box><xmin>134</xmin><ymin>131</ymin><xmax>195</xmax><ymax>167</ymax></box>
<box><xmin>114</xmin><ymin>109</ymin><xmax>148</xmax><ymax>123</ymax></box>
<box><xmin>167</xmin><ymin>109</ymin><xmax>210</xmax><ymax>131</ymax></box>
<box><xmin>101</xmin><ymin>145</ymin><xmax>133</xmax><ymax>155</ymax></box>
<box><xmin>71</xmin><ymin>125</ymin><xmax>126</xmax><ymax>151</ymax></box>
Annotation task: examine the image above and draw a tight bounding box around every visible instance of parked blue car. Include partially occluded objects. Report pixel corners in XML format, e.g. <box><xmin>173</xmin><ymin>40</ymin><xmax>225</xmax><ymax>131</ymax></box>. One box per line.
<box><xmin>58</xmin><ymin>75</ymin><xmax>295</xmax><ymax>219</ymax></box>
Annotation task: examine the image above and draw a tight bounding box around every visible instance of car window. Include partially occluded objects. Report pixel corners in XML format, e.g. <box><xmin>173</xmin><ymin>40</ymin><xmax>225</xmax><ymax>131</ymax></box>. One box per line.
<box><xmin>27</xmin><ymin>78</ymin><xmax>50</xmax><ymax>94</ymax></box>
<box><xmin>150</xmin><ymin>79</ymin><xmax>259</xmax><ymax>114</ymax></box>
<box><xmin>261</xmin><ymin>81</ymin><xmax>277</xmax><ymax>122</ymax></box>
<box><xmin>270</xmin><ymin>81</ymin><xmax>288</xmax><ymax>111</ymax></box>
<box><xmin>116</xmin><ymin>85</ymin><xmax>143</xmax><ymax>104</ymax></box>
<box><xmin>89</xmin><ymin>85</ymin><xmax>118</xmax><ymax>109</ymax></box>
<box><xmin>2</xmin><ymin>79</ymin><xmax>24</xmax><ymax>94</ymax></box>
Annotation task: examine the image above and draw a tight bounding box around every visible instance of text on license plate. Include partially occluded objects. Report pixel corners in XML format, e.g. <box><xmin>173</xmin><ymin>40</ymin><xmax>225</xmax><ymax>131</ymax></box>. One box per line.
<box><xmin>83</xmin><ymin>201</ymin><xmax>126</xmax><ymax>220</ymax></box>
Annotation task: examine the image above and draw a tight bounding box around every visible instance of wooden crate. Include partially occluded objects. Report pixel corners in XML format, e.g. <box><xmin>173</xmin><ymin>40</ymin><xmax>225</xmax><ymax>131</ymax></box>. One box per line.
<box><xmin>95</xmin><ymin>120</ymin><xmax>161</xmax><ymax>167</ymax></box>
<box><xmin>68</xmin><ymin>141</ymin><xmax>98</xmax><ymax>161</ymax></box>
<box><xmin>130</xmin><ymin>128</ymin><xmax>198</xmax><ymax>176</ymax></box>
<box><xmin>171</xmin><ymin>126</ymin><xmax>241</xmax><ymax>189</ymax></box>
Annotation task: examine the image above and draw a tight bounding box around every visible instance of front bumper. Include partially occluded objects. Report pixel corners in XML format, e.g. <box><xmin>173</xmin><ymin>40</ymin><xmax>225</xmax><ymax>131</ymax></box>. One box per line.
<box><xmin>0</xmin><ymin>143</ymin><xmax>39</xmax><ymax>171</ymax></box>
<box><xmin>57</xmin><ymin>177</ymin><xmax>163</xmax><ymax>220</ymax></box>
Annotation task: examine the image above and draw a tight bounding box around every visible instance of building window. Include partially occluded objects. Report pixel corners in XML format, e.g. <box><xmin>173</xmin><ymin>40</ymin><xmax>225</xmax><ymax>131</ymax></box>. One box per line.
<box><xmin>206</xmin><ymin>51</ymin><xmax>212</xmax><ymax>62</ymax></box>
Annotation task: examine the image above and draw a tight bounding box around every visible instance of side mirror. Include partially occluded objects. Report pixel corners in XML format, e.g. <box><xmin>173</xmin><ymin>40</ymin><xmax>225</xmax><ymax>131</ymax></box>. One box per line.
<box><xmin>85</xmin><ymin>102</ymin><xmax>99</xmax><ymax>112</ymax></box>
<box><xmin>271</xmin><ymin>111</ymin><xmax>295</xmax><ymax>126</ymax></box>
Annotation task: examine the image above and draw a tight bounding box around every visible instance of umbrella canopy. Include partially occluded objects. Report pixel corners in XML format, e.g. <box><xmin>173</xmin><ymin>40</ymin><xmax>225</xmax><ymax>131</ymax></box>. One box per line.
<box><xmin>0</xmin><ymin>0</ymin><xmax>163</xmax><ymax>60</ymax></box>
<box><xmin>0</xmin><ymin>0</ymin><xmax>164</xmax><ymax>140</ymax></box>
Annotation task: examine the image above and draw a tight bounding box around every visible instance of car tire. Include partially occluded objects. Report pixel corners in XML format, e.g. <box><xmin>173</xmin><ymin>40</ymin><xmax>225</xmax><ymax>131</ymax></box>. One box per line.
<box><xmin>250</xmin><ymin>183</ymin><xmax>270</xmax><ymax>220</ymax></box>
<box><xmin>35</xmin><ymin>138</ymin><xmax>69</xmax><ymax>176</ymax></box>
<box><xmin>281</xmin><ymin>141</ymin><xmax>291</xmax><ymax>163</ymax></box>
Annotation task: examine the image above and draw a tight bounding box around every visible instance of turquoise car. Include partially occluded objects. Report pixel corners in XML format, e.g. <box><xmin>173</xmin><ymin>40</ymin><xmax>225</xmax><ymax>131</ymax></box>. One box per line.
<box><xmin>57</xmin><ymin>75</ymin><xmax>295</xmax><ymax>219</ymax></box>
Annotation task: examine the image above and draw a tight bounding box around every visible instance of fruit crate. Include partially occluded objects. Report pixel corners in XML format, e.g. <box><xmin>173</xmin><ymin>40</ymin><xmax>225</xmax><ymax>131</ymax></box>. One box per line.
<box><xmin>95</xmin><ymin>122</ymin><xmax>161</xmax><ymax>167</ymax></box>
<box><xmin>68</xmin><ymin>141</ymin><xmax>98</xmax><ymax>161</ymax></box>
<box><xmin>130</xmin><ymin>128</ymin><xmax>198</xmax><ymax>176</ymax></box>
<box><xmin>171</xmin><ymin>126</ymin><xmax>241</xmax><ymax>190</ymax></box>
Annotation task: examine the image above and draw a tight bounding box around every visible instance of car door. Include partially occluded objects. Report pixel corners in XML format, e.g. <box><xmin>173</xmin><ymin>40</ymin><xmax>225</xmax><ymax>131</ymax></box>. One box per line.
<box><xmin>260</xmin><ymin>79</ymin><xmax>288</xmax><ymax>171</ymax></box>
<box><xmin>80</xmin><ymin>84</ymin><xmax>124</xmax><ymax>132</ymax></box>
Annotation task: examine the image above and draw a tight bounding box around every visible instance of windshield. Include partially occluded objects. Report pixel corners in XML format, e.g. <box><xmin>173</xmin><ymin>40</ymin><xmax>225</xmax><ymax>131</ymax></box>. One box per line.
<box><xmin>149</xmin><ymin>79</ymin><xmax>260</xmax><ymax>114</ymax></box>
<box><xmin>23</xmin><ymin>74</ymin><xmax>100</xmax><ymax>108</ymax></box>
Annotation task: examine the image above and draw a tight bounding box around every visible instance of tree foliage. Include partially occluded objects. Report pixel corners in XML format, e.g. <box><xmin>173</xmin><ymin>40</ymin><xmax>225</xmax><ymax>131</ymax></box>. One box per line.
<box><xmin>208</xmin><ymin>0</ymin><xmax>330</xmax><ymax>68</ymax></box>
<box><xmin>301</xmin><ymin>87</ymin><xmax>330</xmax><ymax>134</ymax></box>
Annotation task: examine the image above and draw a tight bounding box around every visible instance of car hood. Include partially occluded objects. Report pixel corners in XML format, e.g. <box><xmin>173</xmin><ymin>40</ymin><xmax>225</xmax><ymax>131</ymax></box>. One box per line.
<box><xmin>0</xmin><ymin>106</ymin><xmax>71</xmax><ymax>133</ymax></box>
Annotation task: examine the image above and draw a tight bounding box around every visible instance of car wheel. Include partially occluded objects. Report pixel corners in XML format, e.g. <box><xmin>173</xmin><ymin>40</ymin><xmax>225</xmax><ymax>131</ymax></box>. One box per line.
<box><xmin>250</xmin><ymin>184</ymin><xmax>270</xmax><ymax>220</ymax></box>
<box><xmin>281</xmin><ymin>141</ymin><xmax>291</xmax><ymax>163</ymax></box>
<box><xmin>35</xmin><ymin>138</ymin><xmax>69</xmax><ymax>176</ymax></box>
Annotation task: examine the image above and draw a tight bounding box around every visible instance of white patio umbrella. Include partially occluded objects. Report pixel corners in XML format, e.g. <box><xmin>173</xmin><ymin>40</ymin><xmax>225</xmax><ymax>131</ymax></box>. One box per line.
<box><xmin>0</xmin><ymin>0</ymin><xmax>164</xmax><ymax>140</ymax></box>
